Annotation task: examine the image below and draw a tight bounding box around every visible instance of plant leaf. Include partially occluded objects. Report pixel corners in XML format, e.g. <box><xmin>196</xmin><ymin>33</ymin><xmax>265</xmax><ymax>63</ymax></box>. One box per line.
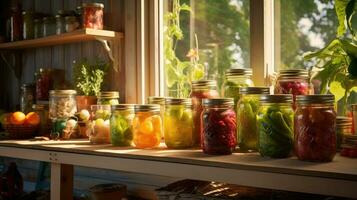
<box><xmin>346</xmin><ymin>0</ymin><xmax>356</xmax><ymax>39</ymax></box>
<box><xmin>304</xmin><ymin>39</ymin><xmax>342</xmax><ymax>60</ymax></box>
<box><xmin>330</xmin><ymin>81</ymin><xmax>346</xmax><ymax>102</ymax></box>
<box><xmin>335</xmin><ymin>0</ymin><xmax>350</xmax><ymax>37</ymax></box>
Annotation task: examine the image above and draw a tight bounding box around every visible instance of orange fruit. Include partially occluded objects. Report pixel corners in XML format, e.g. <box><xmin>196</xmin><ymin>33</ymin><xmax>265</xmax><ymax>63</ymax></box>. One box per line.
<box><xmin>10</xmin><ymin>112</ymin><xmax>26</xmax><ymax>125</ymax></box>
<box><xmin>25</xmin><ymin>112</ymin><xmax>40</xmax><ymax>126</ymax></box>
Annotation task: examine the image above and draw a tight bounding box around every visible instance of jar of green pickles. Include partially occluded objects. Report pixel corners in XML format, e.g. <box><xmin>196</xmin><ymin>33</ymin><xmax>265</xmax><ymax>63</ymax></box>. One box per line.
<box><xmin>336</xmin><ymin>117</ymin><xmax>353</xmax><ymax>150</ymax></box>
<box><xmin>257</xmin><ymin>95</ymin><xmax>294</xmax><ymax>158</ymax></box>
<box><xmin>97</xmin><ymin>91</ymin><xmax>120</xmax><ymax>105</ymax></box>
<box><xmin>110</xmin><ymin>104</ymin><xmax>135</xmax><ymax>147</ymax></box>
<box><xmin>237</xmin><ymin>87</ymin><xmax>270</xmax><ymax>152</ymax></box>
<box><xmin>164</xmin><ymin>98</ymin><xmax>193</xmax><ymax>149</ymax></box>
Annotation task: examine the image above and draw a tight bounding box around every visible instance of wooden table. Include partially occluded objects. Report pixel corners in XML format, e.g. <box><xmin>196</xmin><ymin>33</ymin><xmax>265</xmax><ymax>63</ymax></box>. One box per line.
<box><xmin>0</xmin><ymin>139</ymin><xmax>356</xmax><ymax>200</ymax></box>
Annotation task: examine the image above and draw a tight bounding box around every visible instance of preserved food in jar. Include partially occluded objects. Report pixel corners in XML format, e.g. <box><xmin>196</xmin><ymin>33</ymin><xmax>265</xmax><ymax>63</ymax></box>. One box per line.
<box><xmin>20</xmin><ymin>84</ymin><xmax>35</xmax><ymax>114</ymax></box>
<box><xmin>133</xmin><ymin>105</ymin><xmax>162</xmax><ymax>148</ymax></box>
<box><xmin>257</xmin><ymin>95</ymin><xmax>294</xmax><ymax>158</ymax></box>
<box><xmin>88</xmin><ymin>105</ymin><xmax>111</xmax><ymax>144</ymax></box>
<box><xmin>147</xmin><ymin>96</ymin><xmax>166</xmax><ymax>141</ymax></box>
<box><xmin>10</xmin><ymin>5</ymin><xmax>22</xmax><ymax>41</ymax></box>
<box><xmin>237</xmin><ymin>87</ymin><xmax>269</xmax><ymax>151</ymax></box>
<box><xmin>191</xmin><ymin>80</ymin><xmax>219</xmax><ymax>147</ymax></box>
<box><xmin>36</xmin><ymin>68</ymin><xmax>52</xmax><ymax>101</ymax></box>
<box><xmin>202</xmin><ymin>98</ymin><xmax>236</xmax><ymax>155</ymax></box>
<box><xmin>65</xmin><ymin>16</ymin><xmax>79</xmax><ymax>32</ymax></box>
<box><xmin>295</xmin><ymin>95</ymin><xmax>336</xmax><ymax>162</ymax></box>
<box><xmin>82</xmin><ymin>3</ymin><xmax>104</xmax><ymax>29</ymax></box>
<box><xmin>33</xmin><ymin>104</ymin><xmax>50</xmax><ymax>136</ymax></box>
<box><xmin>97</xmin><ymin>91</ymin><xmax>119</xmax><ymax>105</ymax></box>
<box><xmin>336</xmin><ymin>116</ymin><xmax>352</xmax><ymax>150</ymax></box>
<box><xmin>49</xmin><ymin>90</ymin><xmax>77</xmax><ymax>120</ymax></box>
<box><xmin>110</xmin><ymin>104</ymin><xmax>135</xmax><ymax>146</ymax></box>
<box><xmin>164</xmin><ymin>98</ymin><xmax>193</xmax><ymax>149</ymax></box>
<box><xmin>22</xmin><ymin>11</ymin><xmax>34</xmax><ymax>40</ymax></box>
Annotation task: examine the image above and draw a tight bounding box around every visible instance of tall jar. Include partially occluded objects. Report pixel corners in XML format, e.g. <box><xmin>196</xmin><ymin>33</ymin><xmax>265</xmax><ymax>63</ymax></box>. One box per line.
<box><xmin>34</xmin><ymin>18</ymin><xmax>43</xmax><ymax>38</ymax></box>
<box><xmin>97</xmin><ymin>91</ymin><xmax>120</xmax><ymax>105</ymax></box>
<box><xmin>133</xmin><ymin>105</ymin><xmax>162</xmax><ymax>149</ymax></box>
<box><xmin>10</xmin><ymin>5</ymin><xmax>22</xmax><ymax>41</ymax></box>
<box><xmin>36</xmin><ymin>68</ymin><xmax>52</xmax><ymax>101</ymax></box>
<box><xmin>237</xmin><ymin>87</ymin><xmax>270</xmax><ymax>152</ymax></box>
<box><xmin>22</xmin><ymin>11</ymin><xmax>34</xmax><ymax>40</ymax></box>
<box><xmin>110</xmin><ymin>104</ymin><xmax>135</xmax><ymax>147</ymax></box>
<box><xmin>55</xmin><ymin>14</ymin><xmax>65</xmax><ymax>35</ymax></box>
<box><xmin>257</xmin><ymin>95</ymin><xmax>294</xmax><ymax>158</ymax></box>
<box><xmin>88</xmin><ymin>105</ymin><xmax>111</xmax><ymax>144</ymax></box>
<box><xmin>190</xmin><ymin>80</ymin><xmax>219</xmax><ymax>147</ymax></box>
<box><xmin>295</xmin><ymin>95</ymin><xmax>336</xmax><ymax>162</ymax></box>
<box><xmin>20</xmin><ymin>84</ymin><xmax>35</xmax><ymax>114</ymax></box>
<box><xmin>164</xmin><ymin>98</ymin><xmax>193</xmax><ymax>149</ymax></box>
<box><xmin>202</xmin><ymin>98</ymin><xmax>236</xmax><ymax>155</ymax></box>
<box><xmin>336</xmin><ymin>116</ymin><xmax>352</xmax><ymax>150</ymax></box>
<box><xmin>82</xmin><ymin>3</ymin><xmax>104</xmax><ymax>29</ymax></box>
<box><xmin>43</xmin><ymin>16</ymin><xmax>55</xmax><ymax>37</ymax></box>
<box><xmin>49</xmin><ymin>90</ymin><xmax>77</xmax><ymax>120</ymax></box>
<box><xmin>222</xmin><ymin>68</ymin><xmax>254</xmax><ymax>111</ymax></box>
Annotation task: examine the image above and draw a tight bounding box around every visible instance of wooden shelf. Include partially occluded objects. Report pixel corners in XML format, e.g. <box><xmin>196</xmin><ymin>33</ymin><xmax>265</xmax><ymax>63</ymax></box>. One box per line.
<box><xmin>0</xmin><ymin>29</ymin><xmax>123</xmax><ymax>50</ymax></box>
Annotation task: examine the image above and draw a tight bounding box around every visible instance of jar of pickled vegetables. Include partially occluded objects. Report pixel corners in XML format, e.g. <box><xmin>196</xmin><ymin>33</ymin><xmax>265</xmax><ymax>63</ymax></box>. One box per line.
<box><xmin>82</xmin><ymin>3</ymin><xmax>104</xmax><ymax>29</ymax></box>
<box><xmin>257</xmin><ymin>95</ymin><xmax>294</xmax><ymax>158</ymax></box>
<box><xmin>222</xmin><ymin>68</ymin><xmax>254</xmax><ymax>110</ymax></box>
<box><xmin>133</xmin><ymin>105</ymin><xmax>162</xmax><ymax>149</ymax></box>
<box><xmin>110</xmin><ymin>104</ymin><xmax>135</xmax><ymax>146</ymax></box>
<box><xmin>88</xmin><ymin>105</ymin><xmax>111</xmax><ymax>144</ymax></box>
<box><xmin>164</xmin><ymin>98</ymin><xmax>193</xmax><ymax>149</ymax></box>
<box><xmin>336</xmin><ymin>116</ymin><xmax>352</xmax><ymax>150</ymax></box>
<box><xmin>202</xmin><ymin>98</ymin><xmax>236</xmax><ymax>155</ymax></box>
<box><xmin>97</xmin><ymin>91</ymin><xmax>120</xmax><ymax>105</ymax></box>
<box><xmin>295</xmin><ymin>95</ymin><xmax>336</xmax><ymax>162</ymax></box>
<box><xmin>147</xmin><ymin>96</ymin><xmax>165</xmax><ymax>116</ymax></box>
<box><xmin>49</xmin><ymin>90</ymin><xmax>77</xmax><ymax>120</ymax></box>
<box><xmin>237</xmin><ymin>87</ymin><xmax>270</xmax><ymax>152</ymax></box>
<box><xmin>191</xmin><ymin>80</ymin><xmax>219</xmax><ymax>147</ymax></box>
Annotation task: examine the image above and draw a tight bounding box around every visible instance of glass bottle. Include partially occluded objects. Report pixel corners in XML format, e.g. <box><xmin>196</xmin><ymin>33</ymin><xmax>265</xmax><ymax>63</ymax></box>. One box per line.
<box><xmin>237</xmin><ymin>87</ymin><xmax>270</xmax><ymax>152</ymax></box>
<box><xmin>20</xmin><ymin>83</ymin><xmax>35</xmax><ymax>114</ymax></box>
<box><xmin>34</xmin><ymin>18</ymin><xmax>43</xmax><ymax>38</ymax></box>
<box><xmin>110</xmin><ymin>104</ymin><xmax>135</xmax><ymax>146</ymax></box>
<box><xmin>97</xmin><ymin>91</ymin><xmax>120</xmax><ymax>105</ymax></box>
<box><xmin>336</xmin><ymin>116</ymin><xmax>352</xmax><ymax>150</ymax></box>
<box><xmin>82</xmin><ymin>3</ymin><xmax>104</xmax><ymax>29</ymax></box>
<box><xmin>190</xmin><ymin>80</ymin><xmax>219</xmax><ymax>147</ymax></box>
<box><xmin>295</xmin><ymin>95</ymin><xmax>336</xmax><ymax>162</ymax></box>
<box><xmin>164</xmin><ymin>98</ymin><xmax>193</xmax><ymax>149</ymax></box>
<box><xmin>202</xmin><ymin>98</ymin><xmax>236</xmax><ymax>155</ymax></box>
<box><xmin>257</xmin><ymin>95</ymin><xmax>294</xmax><ymax>158</ymax></box>
<box><xmin>88</xmin><ymin>105</ymin><xmax>111</xmax><ymax>144</ymax></box>
<box><xmin>10</xmin><ymin>5</ymin><xmax>22</xmax><ymax>41</ymax></box>
<box><xmin>22</xmin><ymin>11</ymin><xmax>34</xmax><ymax>40</ymax></box>
<box><xmin>49</xmin><ymin>90</ymin><xmax>77</xmax><ymax>120</ymax></box>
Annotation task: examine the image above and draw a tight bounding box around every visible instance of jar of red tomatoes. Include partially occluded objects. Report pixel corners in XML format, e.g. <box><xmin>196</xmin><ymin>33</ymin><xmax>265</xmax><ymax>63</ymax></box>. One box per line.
<box><xmin>295</xmin><ymin>95</ymin><xmax>336</xmax><ymax>162</ymax></box>
<box><xmin>190</xmin><ymin>80</ymin><xmax>219</xmax><ymax>147</ymax></box>
<box><xmin>82</xmin><ymin>3</ymin><xmax>104</xmax><ymax>29</ymax></box>
<box><xmin>202</xmin><ymin>98</ymin><xmax>236</xmax><ymax>155</ymax></box>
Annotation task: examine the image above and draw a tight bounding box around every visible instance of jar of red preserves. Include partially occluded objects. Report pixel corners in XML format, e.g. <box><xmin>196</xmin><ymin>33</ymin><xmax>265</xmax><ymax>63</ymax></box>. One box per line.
<box><xmin>202</xmin><ymin>98</ymin><xmax>236</xmax><ymax>155</ymax></box>
<box><xmin>82</xmin><ymin>3</ymin><xmax>104</xmax><ymax>29</ymax></box>
<box><xmin>190</xmin><ymin>80</ymin><xmax>219</xmax><ymax>147</ymax></box>
<box><xmin>36</xmin><ymin>68</ymin><xmax>52</xmax><ymax>101</ymax></box>
<box><xmin>295</xmin><ymin>95</ymin><xmax>336</xmax><ymax>162</ymax></box>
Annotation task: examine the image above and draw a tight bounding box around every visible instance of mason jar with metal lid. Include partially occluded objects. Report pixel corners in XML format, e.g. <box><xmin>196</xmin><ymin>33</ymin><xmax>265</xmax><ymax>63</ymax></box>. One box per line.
<box><xmin>110</xmin><ymin>104</ymin><xmax>135</xmax><ymax>146</ymax></box>
<box><xmin>97</xmin><ymin>91</ymin><xmax>120</xmax><ymax>105</ymax></box>
<box><xmin>49</xmin><ymin>90</ymin><xmax>77</xmax><ymax>120</ymax></box>
<box><xmin>257</xmin><ymin>94</ymin><xmax>294</xmax><ymax>158</ymax></box>
<box><xmin>336</xmin><ymin>116</ymin><xmax>352</xmax><ymax>150</ymax></box>
<box><xmin>294</xmin><ymin>95</ymin><xmax>336</xmax><ymax>162</ymax></box>
<box><xmin>147</xmin><ymin>96</ymin><xmax>166</xmax><ymax>115</ymax></box>
<box><xmin>88</xmin><ymin>105</ymin><xmax>111</xmax><ymax>144</ymax></box>
<box><xmin>164</xmin><ymin>98</ymin><xmax>193</xmax><ymax>149</ymax></box>
<box><xmin>190</xmin><ymin>80</ymin><xmax>219</xmax><ymax>147</ymax></box>
<box><xmin>133</xmin><ymin>104</ymin><xmax>162</xmax><ymax>148</ymax></box>
<box><xmin>22</xmin><ymin>11</ymin><xmax>34</xmax><ymax>40</ymax></box>
<box><xmin>237</xmin><ymin>87</ymin><xmax>270</xmax><ymax>152</ymax></box>
<box><xmin>82</xmin><ymin>3</ymin><xmax>104</xmax><ymax>29</ymax></box>
<box><xmin>202</xmin><ymin>98</ymin><xmax>236</xmax><ymax>155</ymax></box>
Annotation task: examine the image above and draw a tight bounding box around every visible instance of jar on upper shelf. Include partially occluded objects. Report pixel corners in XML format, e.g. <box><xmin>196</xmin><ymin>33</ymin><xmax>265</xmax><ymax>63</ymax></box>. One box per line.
<box><xmin>22</xmin><ymin>11</ymin><xmax>34</xmax><ymax>40</ymax></box>
<box><xmin>65</xmin><ymin>16</ymin><xmax>80</xmax><ymax>32</ymax></box>
<box><xmin>10</xmin><ymin>5</ymin><xmax>22</xmax><ymax>41</ymax></box>
<box><xmin>55</xmin><ymin>14</ymin><xmax>65</xmax><ymax>35</ymax></box>
<box><xmin>97</xmin><ymin>91</ymin><xmax>120</xmax><ymax>105</ymax></box>
<box><xmin>82</xmin><ymin>3</ymin><xmax>104</xmax><ymax>29</ymax></box>
<box><xmin>34</xmin><ymin>18</ymin><xmax>43</xmax><ymax>38</ymax></box>
<box><xmin>43</xmin><ymin>16</ymin><xmax>55</xmax><ymax>37</ymax></box>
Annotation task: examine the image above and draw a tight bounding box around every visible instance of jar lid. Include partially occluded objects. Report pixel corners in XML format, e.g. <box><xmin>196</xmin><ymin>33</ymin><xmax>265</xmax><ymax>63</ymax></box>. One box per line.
<box><xmin>278</xmin><ymin>69</ymin><xmax>309</xmax><ymax>78</ymax></box>
<box><xmin>191</xmin><ymin>80</ymin><xmax>217</xmax><ymax>88</ymax></box>
<box><xmin>165</xmin><ymin>98</ymin><xmax>192</xmax><ymax>105</ymax></box>
<box><xmin>226</xmin><ymin>68</ymin><xmax>252</xmax><ymax>76</ymax></box>
<box><xmin>32</xmin><ymin>103</ymin><xmax>49</xmax><ymax>110</ymax></box>
<box><xmin>134</xmin><ymin>104</ymin><xmax>160</xmax><ymax>112</ymax></box>
<box><xmin>260</xmin><ymin>95</ymin><xmax>293</xmax><ymax>103</ymax></box>
<box><xmin>239</xmin><ymin>87</ymin><xmax>270</xmax><ymax>94</ymax></box>
<box><xmin>336</xmin><ymin>116</ymin><xmax>352</xmax><ymax>126</ymax></box>
<box><xmin>296</xmin><ymin>95</ymin><xmax>334</xmax><ymax>104</ymax></box>
<box><xmin>98</xmin><ymin>91</ymin><xmax>119</xmax><ymax>99</ymax></box>
<box><xmin>147</xmin><ymin>96</ymin><xmax>166</xmax><ymax>104</ymax></box>
<box><xmin>111</xmin><ymin>104</ymin><xmax>135</xmax><ymax>111</ymax></box>
<box><xmin>50</xmin><ymin>90</ymin><xmax>77</xmax><ymax>96</ymax></box>
<box><xmin>82</xmin><ymin>3</ymin><xmax>104</xmax><ymax>8</ymax></box>
<box><xmin>202</xmin><ymin>98</ymin><xmax>234</xmax><ymax>106</ymax></box>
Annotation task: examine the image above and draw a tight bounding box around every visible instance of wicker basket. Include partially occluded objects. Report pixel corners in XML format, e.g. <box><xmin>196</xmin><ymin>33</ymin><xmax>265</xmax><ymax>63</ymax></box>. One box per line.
<box><xmin>4</xmin><ymin>124</ymin><xmax>39</xmax><ymax>139</ymax></box>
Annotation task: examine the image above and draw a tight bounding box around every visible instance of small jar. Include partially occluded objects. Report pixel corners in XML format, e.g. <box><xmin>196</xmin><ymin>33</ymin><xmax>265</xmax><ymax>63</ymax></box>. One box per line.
<box><xmin>33</xmin><ymin>104</ymin><xmax>50</xmax><ymax>136</ymax></box>
<box><xmin>340</xmin><ymin>135</ymin><xmax>357</xmax><ymax>158</ymax></box>
<box><xmin>22</xmin><ymin>11</ymin><xmax>34</xmax><ymax>40</ymax></box>
<box><xmin>65</xmin><ymin>16</ymin><xmax>79</xmax><ymax>32</ymax></box>
<box><xmin>110</xmin><ymin>104</ymin><xmax>135</xmax><ymax>146</ymax></box>
<box><xmin>257</xmin><ymin>95</ymin><xmax>294</xmax><ymax>158</ymax></box>
<box><xmin>82</xmin><ymin>3</ymin><xmax>104</xmax><ymax>29</ymax></box>
<box><xmin>133</xmin><ymin>105</ymin><xmax>162</xmax><ymax>148</ymax></box>
<box><xmin>49</xmin><ymin>90</ymin><xmax>77</xmax><ymax>120</ymax></box>
<box><xmin>34</xmin><ymin>18</ymin><xmax>43</xmax><ymax>38</ymax></box>
<box><xmin>55</xmin><ymin>14</ymin><xmax>65</xmax><ymax>35</ymax></box>
<box><xmin>97</xmin><ymin>91</ymin><xmax>120</xmax><ymax>105</ymax></box>
<box><xmin>222</xmin><ymin>68</ymin><xmax>254</xmax><ymax>110</ymax></box>
<box><xmin>336</xmin><ymin>116</ymin><xmax>352</xmax><ymax>150</ymax></box>
<box><xmin>36</xmin><ymin>68</ymin><xmax>52</xmax><ymax>101</ymax></box>
<box><xmin>202</xmin><ymin>98</ymin><xmax>236</xmax><ymax>155</ymax></box>
<box><xmin>88</xmin><ymin>105</ymin><xmax>111</xmax><ymax>144</ymax></box>
<box><xmin>10</xmin><ymin>5</ymin><xmax>22</xmax><ymax>41</ymax></box>
<box><xmin>190</xmin><ymin>80</ymin><xmax>219</xmax><ymax>147</ymax></box>
<box><xmin>237</xmin><ymin>87</ymin><xmax>270</xmax><ymax>152</ymax></box>
<box><xmin>20</xmin><ymin>84</ymin><xmax>35</xmax><ymax>114</ymax></box>
<box><xmin>43</xmin><ymin>16</ymin><xmax>55</xmax><ymax>37</ymax></box>
<box><xmin>295</xmin><ymin>95</ymin><xmax>336</xmax><ymax>162</ymax></box>
<box><xmin>164</xmin><ymin>98</ymin><xmax>193</xmax><ymax>149</ymax></box>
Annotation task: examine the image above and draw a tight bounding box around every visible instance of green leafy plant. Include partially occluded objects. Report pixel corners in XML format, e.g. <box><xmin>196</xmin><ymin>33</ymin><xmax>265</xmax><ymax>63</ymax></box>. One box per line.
<box><xmin>304</xmin><ymin>0</ymin><xmax>357</xmax><ymax>115</ymax></box>
<box><xmin>73</xmin><ymin>58</ymin><xmax>109</xmax><ymax>96</ymax></box>
<box><xmin>164</xmin><ymin>0</ymin><xmax>204</xmax><ymax>98</ymax></box>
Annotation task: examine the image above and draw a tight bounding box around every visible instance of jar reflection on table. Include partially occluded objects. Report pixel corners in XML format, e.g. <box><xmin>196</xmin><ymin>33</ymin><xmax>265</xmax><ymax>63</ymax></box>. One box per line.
<box><xmin>88</xmin><ymin>105</ymin><xmax>111</xmax><ymax>144</ymax></box>
<box><xmin>82</xmin><ymin>3</ymin><xmax>104</xmax><ymax>29</ymax></box>
<box><xmin>97</xmin><ymin>91</ymin><xmax>120</xmax><ymax>105</ymax></box>
<box><xmin>110</xmin><ymin>104</ymin><xmax>135</xmax><ymax>147</ymax></box>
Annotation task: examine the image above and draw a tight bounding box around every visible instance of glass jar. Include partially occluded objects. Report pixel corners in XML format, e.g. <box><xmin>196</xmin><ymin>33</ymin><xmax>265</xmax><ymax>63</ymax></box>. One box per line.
<box><xmin>49</xmin><ymin>90</ymin><xmax>77</xmax><ymax>120</ymax></box>
<box><xmin>43</xmin><ymin>16</ymin><xmax>55</xmax><ymax>37</ymax></box>
<box><xmin>34</xmin><ymin>18</ymin><xmax>43</xmax><ymax>38</ymax></box>
<box><xmin>88</xmin><ymin>105</ymin><xmax>111</xmax><ymax>144</ymax></box>
<box><xmin>65</xmin><ymin>16</ymin><xmax>79</xmax><ymax>32</ymax></box>
<box><xmin>202</xmin><ymin>98</ymin><xmax>236</xmax><ymax>155</ymax></box>
<box><xmin>22</xmin><ymin>11</ymin><xmax>34</xmax><ymax>40</ymax></box>
<box><xmin>133</xmin><ymin>105</ymin><xmax>162</xmax><ymax>148</ymax></box>
<box><xmin>147</xmin><ymin>96</ymin><xmax>165</xmax><ymax>116</ymax></box>
<box><xmin>82</xmin><ymin>3</ymin><xmax>104</xmax><ymax>29</ymax></box>
<box><xmin>336</xmin><ymin>116</ymin><xmax>352</xmax><ymax>150</ymax></box>
<box><xmin>55</xmin><ymin>14</ymin><xmax>65</xmax><ymax>35</ymax></box>
<box><xmin>164</xmin><ymin>98</ymin><xmax>193</xmax><ymax>149</ymax></box>
<box><xmin>36</xmin><ymin>68</ymin><xmax>52</xmax><ymax>101</ymax></box>
<box><xmin>33</xmin><ymin>104</ymin><xmax>50</xmax><ymax>136</ymax></box>
<box><xmin>75</xmin><ymin>6</ymin><xmax>83</xmax><ymax>27</ymax></box>
<box><xmin>10</xmin><ymin>5</ymin><xmax>22</xmax><ymax>41</ymax></box>
<box><xmin>110</xmin><ymin>104</ymin><xmax>135</xmax><ymax>146</ymax></box>
<box><xmin>257</xmin><ymin>95</ymin><xmax>294</xmax><ymax>158</ymax></box>
<box><xmin>20</xmin><ymin>83</ymin><xmax>35</xmax><ymax>114</ymax></box>
<box><xmin>295</xmin><ymin>95</ymin><xmax>336</xmax><ymax>162</ymax></box>
<box><xmin>237</xmin><ymin>87</ymin><xmax>270</xmax><ymax>152</ymax></box>
<box><xmin>222</xmin><ymin>68</ymin><xmax>254</xmax><ymax>110</ymax></box>
<box><xmin>97</xmin><ymin>91</ymin><xmax>120</xmax><ymax>105</ymax></box>
<box><xmin>190</xmin><ymin>80</ymin><xmax>219</xmax><ymax>147</ymax></box>
<box><xmin>340</xmin><ymin>135</ymin><xmax>357</xmax><ymax>158</ymax></box>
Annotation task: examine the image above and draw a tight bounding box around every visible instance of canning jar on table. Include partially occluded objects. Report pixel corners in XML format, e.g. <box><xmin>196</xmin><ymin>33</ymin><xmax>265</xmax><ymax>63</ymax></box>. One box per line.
<box><xmin>110</xmin><ymin>104</ymin><xmax>135</xmax><ymax>147</ymax></box>
<box><xmin>88</xmin><ymin>105</ymin><xmax>111</xmax><ymax>144</ymax></box>
<box><xmin>97</xmin><ymin>91</ymin><xmax>120</xmax><ymax>105</ymax></box>
<box><xmin>336</xmin><ymin>116</ymin><xmax>352</xmax><ymax>150</ymax></box>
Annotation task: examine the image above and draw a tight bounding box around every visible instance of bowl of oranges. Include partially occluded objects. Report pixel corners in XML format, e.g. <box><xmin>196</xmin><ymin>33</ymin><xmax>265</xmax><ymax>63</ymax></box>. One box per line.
<box><xmin>2</xmin><ymin>111</ymin><xmax>40</xmax><ymax>139</ymax></box>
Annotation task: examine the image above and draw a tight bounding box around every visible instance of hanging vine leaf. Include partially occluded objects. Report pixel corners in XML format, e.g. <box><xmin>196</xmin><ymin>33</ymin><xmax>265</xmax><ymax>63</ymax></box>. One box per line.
<box><xmin>335</xmin><ymin>0</ymin><xmax>350</xmax><ymax>37</ymax></box>
<box><xmin>346</xmin><ymin>0</ymin><xmax>356</xmax><ymax>39</ymax></box>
